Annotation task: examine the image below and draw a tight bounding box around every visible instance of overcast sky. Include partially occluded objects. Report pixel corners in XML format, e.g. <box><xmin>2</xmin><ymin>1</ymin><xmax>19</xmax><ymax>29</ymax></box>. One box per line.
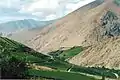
<box><xmin>0</xmin><ymin>0</ymin><xmax>95</xmax><ymax>23</ymax></box>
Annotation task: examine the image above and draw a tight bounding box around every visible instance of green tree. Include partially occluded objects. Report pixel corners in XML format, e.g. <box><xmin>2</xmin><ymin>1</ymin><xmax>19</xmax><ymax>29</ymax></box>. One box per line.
<box><xmin>1</xmin><ymin>56</ymin><xmax>28</xmax><ymax>79</ymax></box>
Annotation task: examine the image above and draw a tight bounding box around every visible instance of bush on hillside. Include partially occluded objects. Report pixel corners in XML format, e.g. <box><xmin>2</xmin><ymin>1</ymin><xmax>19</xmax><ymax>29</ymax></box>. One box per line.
<box><xmin>0</xmin><ymin>55</ymin><xmax>28</xmax><ymax>79</ymax></box>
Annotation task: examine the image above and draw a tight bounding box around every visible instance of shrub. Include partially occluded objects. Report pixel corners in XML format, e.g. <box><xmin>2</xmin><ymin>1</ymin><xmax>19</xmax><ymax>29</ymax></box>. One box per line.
<box><xmin>1</xmin><ymin>56</ymin><xmax>28</xmax><ymax>79</ymax></box>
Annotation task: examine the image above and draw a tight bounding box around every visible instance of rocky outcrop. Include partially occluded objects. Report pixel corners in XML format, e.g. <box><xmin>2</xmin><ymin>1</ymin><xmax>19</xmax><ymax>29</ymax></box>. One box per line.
<box><xmin>82</xmin><ymin>10</ymin><xmax>120</xmax><ymax>46</ymax></box>
<box><xmin>101</xmin><ymin>11</ymin><xmax>120</xmax><ymax>37</ymax></box>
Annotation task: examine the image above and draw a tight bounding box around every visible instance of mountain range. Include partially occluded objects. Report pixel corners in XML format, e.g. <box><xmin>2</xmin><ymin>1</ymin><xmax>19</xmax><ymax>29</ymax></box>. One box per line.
<box><xmin>0</xmin><ymin>19</ymin><xmax>54</xmax><ymax>36</ymax></box>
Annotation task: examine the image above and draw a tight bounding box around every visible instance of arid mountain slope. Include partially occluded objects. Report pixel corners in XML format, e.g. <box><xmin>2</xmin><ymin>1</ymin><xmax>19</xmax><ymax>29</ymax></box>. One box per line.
<box><xmin>69</xmin><ymin>37</ymin><xmax>120</xmax><ymax>69</ymax></box>
<box><xmin>25</xmin><ymin>0</ymin><xmax>104</xmax><ymax>53</ymax></box>
<box><xmin>9</xmin><ymin>27</ymin><xmax>44</xmax><ymax>44</ymax></box>
<box><xmin>69</xmin><ymin>0</ymin><xmax>120</xmax><ymax>68</ymax></box>
<box><xmin>8</xmin><ymin>20</ymin><xmax>55</xmax><ymax>44</ymax></box>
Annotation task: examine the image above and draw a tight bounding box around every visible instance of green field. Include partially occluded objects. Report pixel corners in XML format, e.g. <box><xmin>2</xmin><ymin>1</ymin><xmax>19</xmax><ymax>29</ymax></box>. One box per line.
<box><xmin>59</xmin><ymin>46</ymin><xmax>83</xmax><ymax>60</ymax></box>
<box><xmin>28</xmin><ymin>69</ymin><xmax>97</xmax><ymax>80</ymax></box>
<box><xmin>49</xmin><ymin>46</ymin><xmax>83</xmax><ymax>61</ymax></box>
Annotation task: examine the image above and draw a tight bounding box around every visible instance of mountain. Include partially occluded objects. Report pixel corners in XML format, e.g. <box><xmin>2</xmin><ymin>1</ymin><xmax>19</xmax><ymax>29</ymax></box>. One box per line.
<box><xmin>0</xmin><ymin>19</ymin><xmax>54</xmax><ymax>36</ymax></box>
<box><xmin>69</xmin><ymin>2</ymin><xmax>120</xmax><ymax>69</ymax></box>
<box><xmin>8</xmin><ymin>27</ymin><xmax>47</xmax><ymax>45</ymax></box>
<box><xmin>21</xmin><ymin>0</ymin><xmax>104</xmax><ymax>53</ymax></box>
<box><xmin>18</xmin><ymin>0</ymin><xmax>120</xmax><ymax>68</ymax></box>
<box><xmin>69</xmin><ymin>0</ymin><xmax>120</xmax><ymax>68</ymax></box>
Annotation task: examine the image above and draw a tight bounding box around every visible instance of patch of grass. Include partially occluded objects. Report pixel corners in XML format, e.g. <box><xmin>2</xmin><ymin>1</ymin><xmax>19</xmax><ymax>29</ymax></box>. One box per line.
<box><xmin>28</xmin><ymin>69</ymin><xmax>97</xmax><ymax>80</ymax></box>
<box><xmin>49</xmin><ymin>46</ymin><xmax>83</xmax><ymax>61</ymax></box>
<box><xmin>59</xmin><ymin>46</ymin><xmax>83</xmax><ymax>60</ymax></box>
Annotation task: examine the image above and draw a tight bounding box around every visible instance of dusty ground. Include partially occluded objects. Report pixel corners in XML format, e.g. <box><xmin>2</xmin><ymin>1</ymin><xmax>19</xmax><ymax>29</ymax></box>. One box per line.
<box><xmin>29</xmin><ymin>63</ymin><xmax>54</xmax><ymax>71</ymax></box>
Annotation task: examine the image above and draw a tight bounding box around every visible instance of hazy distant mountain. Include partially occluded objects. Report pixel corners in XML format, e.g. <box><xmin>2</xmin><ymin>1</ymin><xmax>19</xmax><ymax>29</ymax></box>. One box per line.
<box><xmin>0</xmin><ymin>19</ymin><xmax>54</xmax><ymax>35</ymax></box>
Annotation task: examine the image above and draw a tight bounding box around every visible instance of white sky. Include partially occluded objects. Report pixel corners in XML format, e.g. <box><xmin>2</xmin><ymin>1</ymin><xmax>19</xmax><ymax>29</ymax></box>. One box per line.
<box><xmin>0</xmin><ymin>0</ymin><xmax>95</xmax><ymax>23</ymax></box>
